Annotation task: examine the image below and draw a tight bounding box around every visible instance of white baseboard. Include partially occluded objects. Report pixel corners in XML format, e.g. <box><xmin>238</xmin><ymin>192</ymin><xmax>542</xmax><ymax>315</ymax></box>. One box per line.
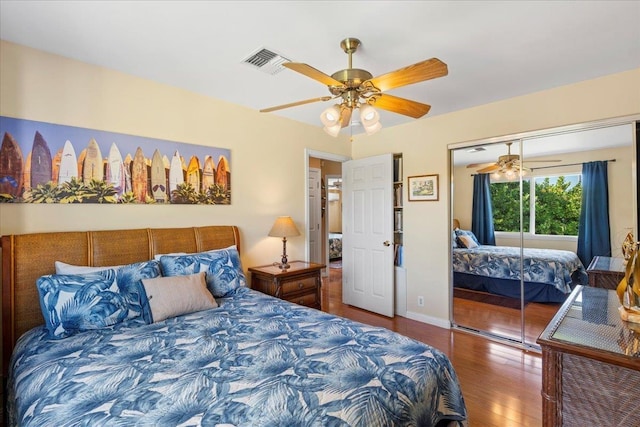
<box><xmin>405</xmin><ymin>310</ymin><xmax>451</xmax><ymax>330</ymax></box>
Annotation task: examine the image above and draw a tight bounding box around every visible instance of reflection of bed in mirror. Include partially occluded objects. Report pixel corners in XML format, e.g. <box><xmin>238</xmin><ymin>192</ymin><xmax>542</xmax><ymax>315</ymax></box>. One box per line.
<box><xmin>452</xmin><ymin>243</ymin><xmax>588</xmax><ymax>303</ymax></box>
<box><xmin>329</xmin><ymin>232</ymin><xmax>342</xmax><ymax>259</ymax></box>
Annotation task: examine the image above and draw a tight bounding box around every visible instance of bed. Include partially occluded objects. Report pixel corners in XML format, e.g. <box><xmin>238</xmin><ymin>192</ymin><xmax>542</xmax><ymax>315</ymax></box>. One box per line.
<box><xmin>2</xmin><ymin>225</ymin><xmax>467</xmax><ymax>426</ymax></box>
<box><xmin>329</xmin><ymin>232</ymin><xmax>342</xmax><ymax>260</ymax></box>
<box><xmin>452</xmin><ymin>234</ymin><xmax>588</xmax><ymax>303</ymax></box>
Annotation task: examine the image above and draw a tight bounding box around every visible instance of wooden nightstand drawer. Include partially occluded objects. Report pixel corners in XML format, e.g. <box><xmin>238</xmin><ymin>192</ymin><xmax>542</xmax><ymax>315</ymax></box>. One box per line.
<box><xmin>248</xmin><ymin>261</ymin><xmax>325</xmax><ymax>310</ymax></box>
<box><xmin>284</xmin><ymin>291</ymin><xmax>318</xmax><ymax>307</ymax></box>
<box><xmin>281</xmin><ymin>276</ymin><xmax>317</xmax><ymax>296</ymax></box>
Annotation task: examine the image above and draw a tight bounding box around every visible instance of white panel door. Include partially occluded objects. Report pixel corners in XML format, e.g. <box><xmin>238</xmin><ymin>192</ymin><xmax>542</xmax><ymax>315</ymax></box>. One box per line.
<box><xmin>308</xmin><ymin>167</ymin><xmax>322</xmax><ymax>264</ymax></box>
<box><xmin>342</xmin><ymin>154</ymin><xmax>394</xmax><ymax>317</ymax></box>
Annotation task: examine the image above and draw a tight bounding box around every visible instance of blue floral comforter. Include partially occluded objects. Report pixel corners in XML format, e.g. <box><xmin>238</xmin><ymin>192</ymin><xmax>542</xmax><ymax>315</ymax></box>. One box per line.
<box><xmin>8</xmin><ymin>288</ymin><xmax>467</xmax><ymax>427</ymax></box>
<box><xmin>453</xmin><ymin>245</ymin><xmax>586</xmax><ymax>294</ymax></box>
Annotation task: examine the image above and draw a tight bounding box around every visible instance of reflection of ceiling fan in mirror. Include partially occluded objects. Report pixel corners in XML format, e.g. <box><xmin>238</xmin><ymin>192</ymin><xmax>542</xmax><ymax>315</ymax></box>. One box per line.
<box><xmin>466</xmin><ymin>142</ymin><xmax>561</xmax><ymax>178</ymax></box>
<box><xmin>260</xmin><ymin>38</ymin><xmax>448</xmax><ymax>136</ymax></box>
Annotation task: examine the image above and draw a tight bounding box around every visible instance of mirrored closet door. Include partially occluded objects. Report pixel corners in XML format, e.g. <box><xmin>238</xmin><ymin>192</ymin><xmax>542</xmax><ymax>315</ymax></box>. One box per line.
<box><xmin>450</xmin><ymin>120</ymin><xmax>637</xmax><ymax>347</ymax></box>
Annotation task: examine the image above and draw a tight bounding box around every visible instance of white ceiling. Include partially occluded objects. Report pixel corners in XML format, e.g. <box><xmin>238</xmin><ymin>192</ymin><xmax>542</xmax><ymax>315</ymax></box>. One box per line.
<box><xmin>0</xmin><ymin>1</ymin><xmax>639</xmax><ymax>137</ymax></box>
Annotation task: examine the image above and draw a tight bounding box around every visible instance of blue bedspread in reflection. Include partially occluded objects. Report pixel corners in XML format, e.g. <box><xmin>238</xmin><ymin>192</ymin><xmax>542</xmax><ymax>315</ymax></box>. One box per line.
<box><xmin>9</xmin><ymin>288</ymin><xmax>467</xmax><ymax>427</ymax></box>
<box><xmin>453</xmin><ymin>245</ymin><xmax>586</xmax><ymax>294</ymax></box>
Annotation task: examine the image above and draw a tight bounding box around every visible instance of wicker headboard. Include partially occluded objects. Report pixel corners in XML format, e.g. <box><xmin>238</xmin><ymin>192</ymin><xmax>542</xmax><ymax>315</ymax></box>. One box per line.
<box><xmin>1</xmin><ymin>225</ymin><xmax>240</xmax><ymax>377</ymax></box>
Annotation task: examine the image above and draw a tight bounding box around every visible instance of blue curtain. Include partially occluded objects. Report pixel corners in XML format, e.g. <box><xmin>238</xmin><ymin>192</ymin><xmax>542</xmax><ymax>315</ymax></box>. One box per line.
<box><xmin>472</xmin><ymin>174</ymin><xmax>496</xmax><ymax>245</ymax></box>
<box><xmin>577</xmin><ymin>161</ymin><xmax>611</xmax><ymax>267</ymax></box>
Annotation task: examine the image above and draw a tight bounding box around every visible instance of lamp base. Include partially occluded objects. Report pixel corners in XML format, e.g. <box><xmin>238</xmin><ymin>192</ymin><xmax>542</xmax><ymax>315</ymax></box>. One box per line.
<box><xmin>278</xmin><ymin>262</ymin><xmax>290</xmax><ymax>270</ymax></box>
<box><xmin>279</xmin><ymin>237</ymin><xmax>290</xmax><ymax>269</ymax></box>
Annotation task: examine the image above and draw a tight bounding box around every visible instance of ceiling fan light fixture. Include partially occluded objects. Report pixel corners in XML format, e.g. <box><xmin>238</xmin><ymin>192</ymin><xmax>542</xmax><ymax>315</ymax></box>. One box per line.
<box><xmin>359</xmin><ymin>104</ymin><xmax>379</xmax><ymax>126</ymax></box>
<box><xmin>363</xmin><ymin>120</ymin><xmax>382</xmax><ymax>135</ymax></box>
<box><xmin>323</xmin><ymin>123</ymin><xmax>341</xmax><ymax>137</ymax></box>
<box><xmin>320</xmin><ymin>105</ymin><xmax>342</xmax><ymax>127</ymax></box>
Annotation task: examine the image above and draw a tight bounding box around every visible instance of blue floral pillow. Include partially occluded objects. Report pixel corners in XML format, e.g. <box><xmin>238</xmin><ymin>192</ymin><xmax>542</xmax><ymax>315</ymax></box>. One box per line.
<box><xmin>455</xmin><ymin>229</ymin><xmax>481</xmax><ymax>248</ymax></box>
<box><xmin>37</xmin><ymin>260</ymin><xmax>161</xmax><ymax>339</ymax></box>
<box><xmin>159</xmin><ymin>246</ymin><xmax>247</xmax><ymax>297</ymax></box>
<box><xmin>452</xmin><ymin>231</ymin><xmax>459</xmax><ymax>248</ymax></box>
<box><xmin>116</xmin><ymin>260</ymin><xmax>161</xmax><ymax>324</ymax></box>
<box><xmin>37</xmin><ymin>269</ymin><xmax>128</xmax><ymax>339</ymax></box>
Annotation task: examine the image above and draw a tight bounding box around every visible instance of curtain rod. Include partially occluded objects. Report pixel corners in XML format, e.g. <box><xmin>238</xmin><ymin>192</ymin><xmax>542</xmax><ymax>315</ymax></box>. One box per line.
<box><xmin>530</xmin><ymin>158</ymin><xmax>616</xmax><ymax>171</ymax></box>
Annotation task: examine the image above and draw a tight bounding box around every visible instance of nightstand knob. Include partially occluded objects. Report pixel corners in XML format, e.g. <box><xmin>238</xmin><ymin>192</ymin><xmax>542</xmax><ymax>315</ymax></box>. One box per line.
<box><xmin>298</xmin><ymin>282</ymin><xmax>304</xmax><ymax>289</ymax></box>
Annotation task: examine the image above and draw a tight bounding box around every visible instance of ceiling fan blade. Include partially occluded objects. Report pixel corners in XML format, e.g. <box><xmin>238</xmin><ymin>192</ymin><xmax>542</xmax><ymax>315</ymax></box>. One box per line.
<box><xmin>283</xmin><ymin>63</ymin><xmax>346</xmax><ymax>88</ymax></box>
<box><xmin>372</xmin><ymin>93</ymin><xmax>431</xmax><ymax>118</ymax></box>
<box><xmin>367</xmin><ymin>58</ymin><xmax>448</xmax><ymax>92</ymax></box>
<box><xmin>466</xmin><ymin>162</ymin><xmax>496</xmax><ymax>169</ymax></box>
<box><xmin>340</xmin><ymin>107</ymin><xmax>352</xmax><ymax>128</ymax></box>
<box><xmin>260</xmin><ymin>96</ymin><xmax>332</xmax><ymax>113</ymax></box>
<box><xmin>477</xmin><ymin>164</ymin><xmax>501</xmax><ymax>173</ymax></box>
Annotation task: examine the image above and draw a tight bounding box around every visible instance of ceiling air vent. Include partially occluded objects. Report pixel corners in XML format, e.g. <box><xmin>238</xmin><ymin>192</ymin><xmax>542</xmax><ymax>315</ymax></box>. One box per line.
<box><xmin>242</xmin><ymin>47</ymin><xmax>290</xmax><ymax>75</ymax></box>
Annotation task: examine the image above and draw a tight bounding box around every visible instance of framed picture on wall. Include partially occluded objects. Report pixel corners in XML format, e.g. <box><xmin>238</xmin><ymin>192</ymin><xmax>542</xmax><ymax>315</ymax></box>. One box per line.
<box><xmin>408</xmin><ymin>174</ymin><xmax>439</xmax><ymax>201</ymax></box>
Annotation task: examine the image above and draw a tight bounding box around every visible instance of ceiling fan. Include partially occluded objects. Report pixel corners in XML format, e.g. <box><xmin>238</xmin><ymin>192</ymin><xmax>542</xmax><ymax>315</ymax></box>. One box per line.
<box><xmin>466</xmin><ymin>142</ymin><xmax>561</xmax><ymax>177</ymax></box>
<box><xmin>260</xmin><ymin>38</ymin><xmax>448</xmax><ymax>136</ymax></box>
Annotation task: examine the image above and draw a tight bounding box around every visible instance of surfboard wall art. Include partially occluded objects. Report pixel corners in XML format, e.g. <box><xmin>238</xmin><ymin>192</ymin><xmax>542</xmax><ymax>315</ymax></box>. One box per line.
<box><xmin>0</xmin><ymin>116</ymin><xmax>232</xmax><ymax>204</ymax></box>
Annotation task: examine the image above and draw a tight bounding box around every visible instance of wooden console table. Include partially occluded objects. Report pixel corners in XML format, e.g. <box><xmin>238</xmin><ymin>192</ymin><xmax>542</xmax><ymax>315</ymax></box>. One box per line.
<box><xmin>537</xmin><ymin>286</ymin><xmax>640</xmax><ymax>426</ymax></box>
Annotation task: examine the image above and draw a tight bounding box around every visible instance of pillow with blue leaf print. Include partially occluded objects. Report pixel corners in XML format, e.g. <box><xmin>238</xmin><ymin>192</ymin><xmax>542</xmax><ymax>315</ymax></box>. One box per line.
<box><xmin>37</xmin><ymin>269</ymin><xmax>127</xmax><ymax>339</ymax></box>
<box><xmin>53</xmin><ymin>260</ymin><xmax>161</xmax><ymax>325</ymax></box>
<box><xmin>159</xmin><ymin>245</ymin><xmax>247</xmax><ymax>297</ymax></box>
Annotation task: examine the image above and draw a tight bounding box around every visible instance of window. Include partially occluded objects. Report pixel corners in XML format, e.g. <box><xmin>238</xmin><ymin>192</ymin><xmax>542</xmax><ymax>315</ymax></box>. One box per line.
<box><xmin>490</xmin><ymin>174</ymin><xmax>582</xmax><ymax>236</ymax></box>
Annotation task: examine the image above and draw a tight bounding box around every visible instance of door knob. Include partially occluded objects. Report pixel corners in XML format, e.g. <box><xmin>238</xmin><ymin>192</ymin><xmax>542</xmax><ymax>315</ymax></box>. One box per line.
<box><xmin>383</xmin><ymin>241</ymin><xmax>391</xmax><ymax>246</ymax></box>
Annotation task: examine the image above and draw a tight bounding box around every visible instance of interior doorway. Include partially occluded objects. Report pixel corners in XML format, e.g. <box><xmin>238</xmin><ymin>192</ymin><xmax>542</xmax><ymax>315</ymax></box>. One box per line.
<box><xmin>305</xmin><ymin>149</ymin><xmax>349</xmax><ymax>276</ymax></box>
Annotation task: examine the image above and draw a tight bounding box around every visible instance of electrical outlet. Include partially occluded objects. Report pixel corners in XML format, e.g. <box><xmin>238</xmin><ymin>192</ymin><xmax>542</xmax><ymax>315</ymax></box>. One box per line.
<box><xmin>417</xmin><ymin>296</ymin><xmax>424</xmax><ymax>307</ymax></box>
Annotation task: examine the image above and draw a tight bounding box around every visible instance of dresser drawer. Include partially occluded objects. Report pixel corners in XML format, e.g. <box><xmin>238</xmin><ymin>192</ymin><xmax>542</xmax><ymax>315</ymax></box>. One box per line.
<box><xmin>280</xmin><ymin>276</ymin><xmax>318</xmax><ymax>296</ymax></box>
<box><xmin>284</xmin><ymin>291</ymin><xmax>319</xmax><ymax>308</ymax></box>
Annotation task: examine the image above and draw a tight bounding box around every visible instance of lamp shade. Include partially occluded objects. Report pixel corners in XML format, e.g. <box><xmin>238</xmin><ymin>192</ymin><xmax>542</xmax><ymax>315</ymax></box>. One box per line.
<box><xmin>320</xmin><ymin>105</ymin><xmax>342</xmax><ymax>127</ymax></box>
<box><xmin>359</xmin><ymin>104</ymin><xmax>381</xmax><ymax>135</ymax></box>
<box><xmin>323</xmin><ymin>123</ymin><xmax>341</xmax><ymax>137</ymax></box>
<box><xmin>268</xmin><ymin>216</ymin><xmax>301</xmax><ymax>238</ymax></box>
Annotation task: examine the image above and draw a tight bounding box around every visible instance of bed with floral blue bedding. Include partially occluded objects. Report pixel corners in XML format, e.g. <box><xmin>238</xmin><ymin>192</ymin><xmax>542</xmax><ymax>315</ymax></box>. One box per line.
<box><xmin>8</xmin><ymin>286</ymin><xmax>467</xmax><ymax>427</ymax></box>
<box><xmin>452</xmin><ymin>244</ymin><xmax>587</xmax><ymax>303</ymax></box>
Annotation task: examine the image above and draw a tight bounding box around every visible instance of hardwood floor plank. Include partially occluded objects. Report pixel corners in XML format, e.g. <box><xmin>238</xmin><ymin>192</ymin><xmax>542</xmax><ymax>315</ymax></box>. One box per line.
<box><xmin>321</xmin><ymin>266</ymin><xmax>543</xmax><ymax>427</ymax></box>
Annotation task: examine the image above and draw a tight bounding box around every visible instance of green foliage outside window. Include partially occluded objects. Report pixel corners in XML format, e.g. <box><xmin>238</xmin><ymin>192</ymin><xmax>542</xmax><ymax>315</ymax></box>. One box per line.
<box><xmin>490</xmin><ymin>175</ymin><xmax>582</xmax><ymax>235</ymax></box>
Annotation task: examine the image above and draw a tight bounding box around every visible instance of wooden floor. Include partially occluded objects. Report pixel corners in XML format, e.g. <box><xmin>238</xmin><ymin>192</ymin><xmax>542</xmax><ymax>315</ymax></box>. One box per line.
<box><xmin>322</xmin><ymin>265</ymin><xmax>543</xmax><ymax>427</ymax></box>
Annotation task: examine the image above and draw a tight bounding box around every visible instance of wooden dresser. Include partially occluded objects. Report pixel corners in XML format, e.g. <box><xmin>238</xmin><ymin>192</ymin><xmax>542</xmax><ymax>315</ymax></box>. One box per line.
<box><xmin>249</xmin><ymin>261</ymin><xmax>324</xmax><ymax>309</ymax></box>
<box><xmin>586</xmin><ymin>256</ymin><xmax>625</xmax><ymax>290</ymax></box>
<box><xmin>537</xmin><ymin>286</ymin><xmax>640</xmax><ymax>427</ymax></box>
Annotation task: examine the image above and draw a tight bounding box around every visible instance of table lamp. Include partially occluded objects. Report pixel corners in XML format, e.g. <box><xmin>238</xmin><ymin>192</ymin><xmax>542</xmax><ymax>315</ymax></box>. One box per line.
<box><xmin>268</xmin><ymin>216</ymin><xmax>301</xmax><ymax>269</ymax></box>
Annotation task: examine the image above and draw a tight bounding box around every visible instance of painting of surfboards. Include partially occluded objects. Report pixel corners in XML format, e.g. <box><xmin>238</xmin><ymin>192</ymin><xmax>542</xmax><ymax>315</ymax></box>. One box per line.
<box><xmin>58</xmin><ymin>140</ymin><xmax>78</xmax><ymax>184</ymax></box>
<box><xmin>82</xmin><ymin>139</ymin><xmax>103</xmax><ymax>183</ymax></box>
<box><xmin>150</xmin><ymin>149</ymin><xmax>167</xmax><ymax>202</ymax></box>
<box><xmin>186</xmin><ymin>156</ymin><xmax>201</xmax><ymax>190</ymax></box>
<box><xmin>168</xmin><ymin>150</ymin><xmax>184</xmax><ymax>200</ymax></box>
<box><xmin>0</xmin><ymin>132</ymin><xmax>24</xmax><ymax>197</ymax></box>
<box><xmin>201</xmin><ymin>155</ymin><xmax>216</xmax><ymax>191</ymax></box>
<box><xmin>215</xmin><ymin>155</ymin><xmax>229</xmax><ymax>190</ymax></box>
<box><xmin>51</xmin><ymin>149</ymin><xmax>62</xmax><ymax>185</ymax></box>
<box><xmin>106</xmin><ymin>142</ymin><xmax>125</xmax><ymax>196</ymax></box>
<box><xmin>123</xmin><ymin>153</ymin><xmax>133</xmax><ymax>194</ymax></box>
<box><xmin>131</xmin><ymin>147</ymin><xmax>148</xmax><ymax>202</ymax></box>
<box><xmin>30</xmin><ymin>131</ymin><xmax>53</xmax><ymax>188</ymax></box>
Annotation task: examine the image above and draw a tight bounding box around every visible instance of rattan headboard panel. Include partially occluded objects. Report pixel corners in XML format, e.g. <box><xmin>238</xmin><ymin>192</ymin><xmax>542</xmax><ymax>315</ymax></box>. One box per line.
<box><xmin>1</xmin><ymin>225</ymin><xmax>240</xmax><ymax>377</ymax></box>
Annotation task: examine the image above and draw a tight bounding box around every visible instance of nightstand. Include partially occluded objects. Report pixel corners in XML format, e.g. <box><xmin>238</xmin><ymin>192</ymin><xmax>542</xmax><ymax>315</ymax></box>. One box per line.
<box><xmin>586</xmin><ymin>256</ymin><xmax>625</xmax><ymax>290</ymax></box>
<box><xmin>249</xmin><ymin>261</ymin><xmax>325</xmax><ymax>309</ymax></box>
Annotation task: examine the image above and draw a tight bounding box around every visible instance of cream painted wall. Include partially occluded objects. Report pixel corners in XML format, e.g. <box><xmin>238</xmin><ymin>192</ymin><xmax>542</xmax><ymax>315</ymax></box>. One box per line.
<box><xmin>0</xmin><ymin>40</ymin><xmax>351</xmax><ymax>268</ymax></box>
<box><xmin>453</xmin><ymin>145</ymin><xmax>635</xmax><ymax>255</ymax></box>
<box><xmin>351</xmin><ymin>69</ymin><xmax>640</xmax><ymax>326</ymax></box>
<box><xmin>0</xmin><ymin>40</ymin><xmax>639</xmax><ymax>337</ymax></box>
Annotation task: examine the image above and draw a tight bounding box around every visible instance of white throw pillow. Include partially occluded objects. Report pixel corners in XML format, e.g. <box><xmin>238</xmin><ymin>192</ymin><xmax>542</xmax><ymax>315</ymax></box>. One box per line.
<box><xmin>142</xmin><ymin>272</ymin><xmax>218</xmax><ymax>322</ymax></box>
<box><xmin>55</xmin><ymin>261</ymin><xmax>122</xmax><ymax>274</ymax></box>
<box><xmin>458</xmin><ymin>235</ymin><xmax>479</xmax><ymax>249</ymax></box>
